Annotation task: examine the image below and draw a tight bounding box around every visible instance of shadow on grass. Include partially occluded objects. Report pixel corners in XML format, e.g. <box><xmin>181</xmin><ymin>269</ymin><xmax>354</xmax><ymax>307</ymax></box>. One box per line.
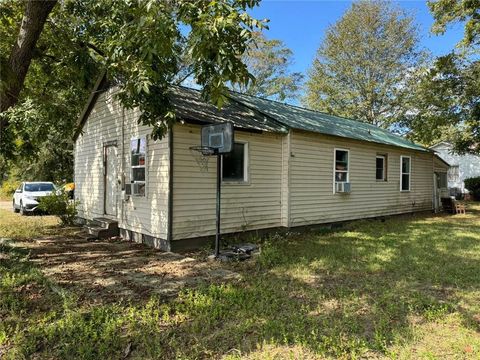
<box><xmin>153</xmin><ymin>210</ymin><xmax>480</xmax><ymax>357</ymax></box>
<box><xmin>1</xmin><ymin>207</ymin><xmax>479</xmax><ymax>359</ymax></box>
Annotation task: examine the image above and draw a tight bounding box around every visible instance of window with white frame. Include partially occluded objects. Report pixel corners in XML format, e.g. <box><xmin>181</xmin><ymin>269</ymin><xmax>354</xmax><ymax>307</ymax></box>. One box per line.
<box><xmin>334</xmin><ymin>149</ymin><xmax>349</xmax><ymax>183</ymax></box>
<box><xmin>400</xmin><ymin>156</ymin><xmax>411</xmax><ymax>191</ymax></box>
<box><xmin>222</xmin><ymin>142</ymin><xmax>248</xmax><ymax>182</ymax></box>
<box><xmin>376</xmin><ymin>154</ymin><xmax>387</xmax><ymax>181</ymax></box>
<box><xmin>130</xmin><ymin>137</ymin><xmax>146</xmax><ymax>196</ymax></box>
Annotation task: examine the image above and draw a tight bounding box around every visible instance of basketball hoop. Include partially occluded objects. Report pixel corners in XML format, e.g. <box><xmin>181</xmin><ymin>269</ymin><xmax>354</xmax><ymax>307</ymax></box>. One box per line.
<box><xmin>190</xmin><ymin>122</ymin><xmax>234</xmax><ymax>259</ymax></box>
<box><xmin>189</xmin><ymin>146</ymin><xmax>215</xmax><ymax>172</ymax></box>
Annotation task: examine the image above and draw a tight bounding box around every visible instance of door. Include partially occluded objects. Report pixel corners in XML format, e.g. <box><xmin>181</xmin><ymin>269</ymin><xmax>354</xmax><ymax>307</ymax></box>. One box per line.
<box><xmin>104</xmin><ymin>145</ymin><xmax>118</xmax><ymax>216</ymax></box>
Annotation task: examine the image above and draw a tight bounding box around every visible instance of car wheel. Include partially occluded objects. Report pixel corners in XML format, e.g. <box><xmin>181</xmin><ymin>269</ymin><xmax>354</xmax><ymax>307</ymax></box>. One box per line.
<box><xmin>20</xmin><ymin>201</ymin><xmax>26</xmax><ymax>216</ymax></box>
<box><xmin>13</xmin><ymin>200</ymin><xmax>19</xmax><ymax>213</ymax></box>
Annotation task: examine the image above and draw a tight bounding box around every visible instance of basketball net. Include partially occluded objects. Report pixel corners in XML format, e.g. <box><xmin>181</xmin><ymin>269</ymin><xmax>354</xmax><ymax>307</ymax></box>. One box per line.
<box><xmin>189</xmin><ymin>146</ymin><xmax>215</xmax><ymax>173</ymax></box>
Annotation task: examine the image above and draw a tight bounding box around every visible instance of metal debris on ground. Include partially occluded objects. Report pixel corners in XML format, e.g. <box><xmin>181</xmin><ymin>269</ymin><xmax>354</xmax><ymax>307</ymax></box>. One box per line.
<box><xmin>210</xmin><ymin>243</ymin><xmax>258</xmax><ymax>262</ymax></box>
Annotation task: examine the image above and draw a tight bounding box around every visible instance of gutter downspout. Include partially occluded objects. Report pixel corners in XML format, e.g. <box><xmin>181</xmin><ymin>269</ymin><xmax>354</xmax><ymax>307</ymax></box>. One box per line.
<box><xmin>167</xmin><ymin>127</ymin><xmax>174</xmax><ymax>248</ymax></box>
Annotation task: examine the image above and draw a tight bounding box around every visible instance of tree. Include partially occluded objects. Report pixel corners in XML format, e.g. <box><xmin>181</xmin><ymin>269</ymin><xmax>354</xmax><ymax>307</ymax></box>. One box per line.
<box><xmin>428</xmin><ymin>0</ymin><xmax>480</xmax><ymax>48</ymax></box>
<box><xmin>0</xmin><ymin>0</ymin><xmax>266</xmax><ymax>159</ymax></box>
<box><xmin>304</xmin><ymin>0</ymin><xmax>423</xmax><ymax>128</ymax></box>
<box><xmin>0</xmin><ymin>0</ymin><xmax>266</xmax><ymax>183</ymax></box>
<box><xmin>401</xmin><ymin>54</ymin><xmax>480</xmax><ymax>154</ymax></box>
<box><xmin>0</xmin><ymin>0</ymin><xmax>57</xmax><ymax>147</ymax></box>
<box><xmin>232</xmin><ymin>32</ymin><xmax>303</xmax><ymax>102</ymax></box>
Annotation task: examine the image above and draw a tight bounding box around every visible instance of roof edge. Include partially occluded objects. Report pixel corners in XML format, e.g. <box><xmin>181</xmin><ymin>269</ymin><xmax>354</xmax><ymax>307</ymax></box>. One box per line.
<box><xmin>73</xmin><ymin>70</ymin><xmax>108</xmax><ymax>141</ymax></box>
<box><xmin>429</xmin><ymin>141</ymin><xmax>453</xmax><ymax>149</ymax></box>
<box><xmin>434</xmin><ymin>153</ymin><xmax>451</xmax><ymax>167</ymax></box>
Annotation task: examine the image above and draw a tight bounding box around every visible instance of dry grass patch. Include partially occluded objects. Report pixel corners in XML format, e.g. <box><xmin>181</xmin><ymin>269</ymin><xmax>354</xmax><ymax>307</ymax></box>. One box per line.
<box><xmin>1</xmin><ymin>204</ymin><xmax>479</xmax><ymax>359</ymax></box>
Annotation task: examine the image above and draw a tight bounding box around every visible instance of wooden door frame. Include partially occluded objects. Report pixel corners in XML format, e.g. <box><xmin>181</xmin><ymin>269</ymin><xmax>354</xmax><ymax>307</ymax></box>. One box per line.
<box><xmin>103</xmin><ymin>140</ymin><xmax>118</xmax><ymax>215</ymax></box>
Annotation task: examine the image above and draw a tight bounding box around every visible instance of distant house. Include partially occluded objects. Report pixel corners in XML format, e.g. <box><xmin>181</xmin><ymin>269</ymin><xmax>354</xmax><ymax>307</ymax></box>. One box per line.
<box><xmin>73</xmin><ymin>74</ymin><xmax>449</xmax><ymax>251</ymax></box>
<box><xmin>430</xmin><ymin>142</ymin><xmax>480</xmax><ymax>196</ymax></box>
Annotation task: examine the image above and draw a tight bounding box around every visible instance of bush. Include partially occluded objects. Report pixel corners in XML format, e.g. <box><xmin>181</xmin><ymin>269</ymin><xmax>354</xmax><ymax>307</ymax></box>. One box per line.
<box><xmin>0</xmin><ymin>179</ymin><xmax>20</xmax><ymax>200</ymax></box>
<box><xmin>464</xmin><ymin>177</ymin><xmax>480</xmax><ymax>201</ymax></box>
<box><xmin>38</xmin><ymin>191</ymin><xmax>78</xmax><ymax>226</ymax></box>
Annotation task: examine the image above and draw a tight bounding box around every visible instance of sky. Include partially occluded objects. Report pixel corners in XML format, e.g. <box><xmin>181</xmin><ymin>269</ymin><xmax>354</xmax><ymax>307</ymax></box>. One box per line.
<box><xmin>250</xmin><ymin>0</ymin><xmax>465</xmax><ymax>77</ymax></box>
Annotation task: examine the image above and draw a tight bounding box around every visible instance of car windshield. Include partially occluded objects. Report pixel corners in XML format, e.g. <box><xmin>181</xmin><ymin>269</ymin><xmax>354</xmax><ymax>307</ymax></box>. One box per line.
<box><xmin>24</xmin><ymin>183</ymin><xmax>55</xmax><ymax>192</ymax></box>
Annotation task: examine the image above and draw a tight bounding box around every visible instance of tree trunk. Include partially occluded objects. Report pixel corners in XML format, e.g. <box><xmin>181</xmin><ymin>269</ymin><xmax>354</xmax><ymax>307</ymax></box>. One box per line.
<box><xmin>0</xmin><ymin>0</ymin><xmax>57</xmax><ymax>144</ymax></box>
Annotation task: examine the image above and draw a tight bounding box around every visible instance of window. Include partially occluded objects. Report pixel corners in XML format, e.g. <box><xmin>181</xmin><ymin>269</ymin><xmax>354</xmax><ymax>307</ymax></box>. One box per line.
<box><xmin>448</xmin><ymin>165</ymin><xmax>459</xmax><ymax>183</ymax></box>
<box><xmin>437</xmin><ymin>172</ymin><xmax>448</xmax><ymax>189</ymax></box>
<box><xmin>334</xmin><ymin>149</ymin><xmax>349</xmax><ymax>183</ymax></box>
<box><xmin>222</xmin><ymin>142</ymin><xmax>248</xmax><ymax>182</ymax></box>
<box><xmin>131</xmin><ymin>137</ymin><xmax>146</xmax><ymax>196</ymax></box>
<box><xmin>376</xmin><ymin>155</ymin><xmax>387</xmax><ymax>181</ymax></box>
<box><xmin>400</xmin><ymin>156</ymin><xmax>411</xmax><ymax>191</ymax></box>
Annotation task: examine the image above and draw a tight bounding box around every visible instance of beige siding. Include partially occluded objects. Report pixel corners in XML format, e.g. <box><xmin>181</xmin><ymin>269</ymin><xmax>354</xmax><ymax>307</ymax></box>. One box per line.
<box><xmin>76</xmin><ymin>93</ymin><xmax>437</xmax><ymax>243</ymax></box>
<box><xmin>280</xmin><ymin>132</ymin><xmax>291</xmax><ymax>227</ymax></box>
<box><xmin>172</xmin><ymin>124</ymin><xmax>283</xmax><ymax>240</ymax></box>
<box><xmin>289</xmin><ymin>130</ymin><xmax>434</xmax><ymax>227</ymax></box>
<box><xmin>434</xmin><ymin>156</ymin><xmax>449</xmax><ymax>173</ymax></box>
<box><xmin>74</xmin><ymin>89</ymin><xmax>169</xmax><ymax>239</ymax></box>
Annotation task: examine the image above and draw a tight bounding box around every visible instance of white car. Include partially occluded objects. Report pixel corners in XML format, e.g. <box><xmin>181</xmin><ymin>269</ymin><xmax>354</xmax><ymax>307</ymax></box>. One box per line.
<box><xmin>12</xmin><ymin>182</ymin><xmax>56</xmax><ymax>215</ymax></box>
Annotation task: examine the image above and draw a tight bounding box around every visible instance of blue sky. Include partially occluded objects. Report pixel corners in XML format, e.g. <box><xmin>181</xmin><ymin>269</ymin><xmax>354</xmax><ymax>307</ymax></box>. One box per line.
<box><xmin>250</xmin><ymin>0</ymin><xmax>465</xmax><ymax>76</ymax></box>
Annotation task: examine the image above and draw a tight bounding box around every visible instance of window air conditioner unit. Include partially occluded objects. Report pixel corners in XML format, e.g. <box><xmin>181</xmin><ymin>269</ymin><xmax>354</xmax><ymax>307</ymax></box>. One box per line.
<box><xmin>125</xmin><ymin>182</ymin><xmax>145</xmax><ymax>196</ymax></box>
<box><xmin>336</xmin><ymin>182</ymin><xmax>351</xmax><ymax>193</ymax></box>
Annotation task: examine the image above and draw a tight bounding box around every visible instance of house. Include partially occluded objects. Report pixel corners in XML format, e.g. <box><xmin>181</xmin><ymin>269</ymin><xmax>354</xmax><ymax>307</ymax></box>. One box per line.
<box><xmin>74</xmin><ymin>75</ymin><xmax>449</xmax><ymax>251</ymax></box>
<box><xmin>430</xmin><ymin>142</ymin><xmax>480</xmax><ymax>197</ymax></box>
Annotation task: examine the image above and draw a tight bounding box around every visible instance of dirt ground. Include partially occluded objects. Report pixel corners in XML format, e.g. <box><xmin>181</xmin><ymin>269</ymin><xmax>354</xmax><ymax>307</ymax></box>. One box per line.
<box><xmin>10</xmin><ymin>230</ymin><xmax>240</xmax><ymax>304</ymax></box>
<box><xmin>0</xmin><ymin>200</ymin><xmax>11</xmax><ymax>211</ymax></box>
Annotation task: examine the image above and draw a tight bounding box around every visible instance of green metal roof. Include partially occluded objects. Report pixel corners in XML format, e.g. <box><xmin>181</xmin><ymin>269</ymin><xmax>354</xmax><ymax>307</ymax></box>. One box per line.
<box><xmin>228</xmin><ymin>92</ymin><xmax>428</xmax><ymax>152</ymax></box>
<box><xmin>170</xmin><ymin>86</ymin><xmax>288</xmax><ymax>133</ymax></box>
<box><xmin>75</xmin><ymin>77</ymin><xmax>428</xmax><ymax>153</ymax></box>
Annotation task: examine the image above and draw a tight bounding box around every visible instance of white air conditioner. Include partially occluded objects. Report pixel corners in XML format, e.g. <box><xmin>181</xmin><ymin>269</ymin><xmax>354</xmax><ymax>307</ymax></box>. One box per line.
<box><xmin>126</xmin><ymin>182</ymin><xmax>145</xmax><ymax>196</ymax></box>
<box><xmin>335</xmin><ymin>182</ymin><xmax>351</xmax><ymax>193</ymax></box>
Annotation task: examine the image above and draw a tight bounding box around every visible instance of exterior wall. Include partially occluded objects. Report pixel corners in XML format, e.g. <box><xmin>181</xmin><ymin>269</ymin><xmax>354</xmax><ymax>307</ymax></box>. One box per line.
<box><xmin>171</xmin><ymin>123</ymin><xmax>284</xmax><ymax>240</ymax></box>
<box><xmin>431</xmin><ymin>143</ymin><xmax>480</xmax><ymax>192</ymax></box>
<box><xmin>75</xmin><ymin>92</ymin><xmax>439</xmax><ymax>245</ymax></box>
<box><xmin>280</xmin><ymin>132</ymin><xmax>291</xmax><ymax>227</ymax></box>
<box><xmin>74</xmin><ymin>89</ymin><xmax>169</xmax><ymax>240</ymax></box>
<box><xmin>288</xmin><ymin>130</ymin><xmax>434</xmax><ymax>227</ymax></box>
<box><xmin>433</xmin><ymin>156</ymin><xmax>449</xmax><ymax>173</ymax></box>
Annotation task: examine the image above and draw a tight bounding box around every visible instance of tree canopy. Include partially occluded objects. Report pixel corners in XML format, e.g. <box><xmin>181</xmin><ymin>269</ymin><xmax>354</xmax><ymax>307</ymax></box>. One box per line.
<box><xmin>0</xmin><ymin>0</ymin><xmax>266</xmax><ymax>181</ymax></box>
<box><xmin>304</xmin><ymin>0</ymin><xmax>423</xmax><ymax>128</ymax></box>
<box><xmin>402</xmin><ymin>55</ymin><xmax>480</xmax><ymax>154</ymax></box>
<box><xmin>403</xmin><ymin>1</ymin><xmax>480</xmax><ymax>154</ymax></box>
<box><xmin>231</xmin><ymin>32</ymin><xmax>303</xmax><ymax>102</ymax></box>
<box><xmin>429</xmin><ymin>0</ymin><xmax>480</xmax><ymax>49</ymax></box>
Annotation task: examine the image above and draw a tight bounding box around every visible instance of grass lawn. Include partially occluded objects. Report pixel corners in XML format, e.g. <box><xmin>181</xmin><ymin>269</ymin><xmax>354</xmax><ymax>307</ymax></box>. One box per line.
<box><xmin>1</xmin><ymin>205</ymin><xmax>479</xmax><ymax>359</ymax></box>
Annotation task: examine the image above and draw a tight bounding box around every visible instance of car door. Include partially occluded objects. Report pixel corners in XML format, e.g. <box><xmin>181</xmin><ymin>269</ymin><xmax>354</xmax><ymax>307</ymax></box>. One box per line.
<box><xmin>14</xmin><ymin>183</ymin><xmax>23</xmax><ymax>206</ymax></box>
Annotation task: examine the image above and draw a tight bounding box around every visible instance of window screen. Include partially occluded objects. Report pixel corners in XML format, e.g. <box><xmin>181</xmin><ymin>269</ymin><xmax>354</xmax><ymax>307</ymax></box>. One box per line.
<box><xmin>335</xmin><ymin>149</ymin><xmax>349</xmax><ymax>183</ymax></box>
<box><xmin>438</xmin><ymin>172</ymin><xmax>448</xmax><ymax>188</ymax></box>
<box><xmin>376</xmin><ymin>155</ymin><xmax>386</xmax><ymax>181</ymax></box>
<box><xmin>131</xmin><ymin>137</ymin><xmax>146</xmax><ymax>196</ymax></box>
<box><xmin>400</xmin><ymin>156</ymin><xmax>411</xmax><ymax>191</ymax></box>
<box><xmin>222</xmin><ymin>143</ymin><xmax>246</xmax><ymax>181</ymax></box>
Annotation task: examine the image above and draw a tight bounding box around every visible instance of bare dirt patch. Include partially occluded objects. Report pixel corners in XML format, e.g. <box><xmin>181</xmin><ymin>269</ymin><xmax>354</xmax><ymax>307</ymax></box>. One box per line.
<box><xmin>12</xmin><ymin>234</ymin><xmax>240</xmax><ymax>304</ymax></box>
<box><xmin>0</xmin><ymin>200</ymin><xmax>12</xmax><ymax>211</ymax></box>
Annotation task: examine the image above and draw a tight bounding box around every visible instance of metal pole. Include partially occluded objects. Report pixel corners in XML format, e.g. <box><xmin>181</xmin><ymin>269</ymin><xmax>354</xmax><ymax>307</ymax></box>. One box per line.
<box><xmin>215</xmin><ymin>152</ymin><xmax>221</xmax><ymax>257</ymax></box>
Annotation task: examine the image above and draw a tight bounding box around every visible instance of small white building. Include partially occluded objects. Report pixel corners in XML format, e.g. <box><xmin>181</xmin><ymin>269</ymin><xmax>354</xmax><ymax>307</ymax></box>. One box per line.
<box><xmin>430</xmin><ymin>142</ymin><xmax>480</xmax><ymax>195</ymax></box>
<box><xmin>73</xmin><ymin>75</ymin><xmax>449</xmax><ymax>251</ymax></box>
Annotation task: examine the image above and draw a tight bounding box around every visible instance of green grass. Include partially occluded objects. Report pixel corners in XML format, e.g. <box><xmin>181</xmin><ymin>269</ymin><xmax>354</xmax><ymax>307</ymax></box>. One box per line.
<box><xmin>0</xmin><ymin>209</ymin><xmax>59</xmax><ymax>239</ymax></box>
<box><xmin>1</xmin><ymin>205</ymin><xmax>479</xmax><ymax>359</ymax></box>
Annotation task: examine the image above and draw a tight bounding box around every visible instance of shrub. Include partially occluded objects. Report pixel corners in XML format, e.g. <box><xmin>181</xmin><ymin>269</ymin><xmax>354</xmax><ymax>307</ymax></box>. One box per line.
<box><xmin>38</xmin><ymin>191</ymin><xmax>78</xmax><ymax>226</ymax></box>
<box><xmin>0</xmin><ymin>179</ymin><xmax>20</xmax><ymax>200</ymax></box>
<box><xmin>464</xmin><ymin>176</ymin><xmax>480</xmax><ymax>201</ymax></box>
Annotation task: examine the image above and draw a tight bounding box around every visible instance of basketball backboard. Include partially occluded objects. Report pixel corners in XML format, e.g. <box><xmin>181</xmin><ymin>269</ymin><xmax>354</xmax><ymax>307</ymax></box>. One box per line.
<box><xmin>201</xmin><ymin>122</ymin><xmax>234</xmax><ymax>154</ymax></box>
